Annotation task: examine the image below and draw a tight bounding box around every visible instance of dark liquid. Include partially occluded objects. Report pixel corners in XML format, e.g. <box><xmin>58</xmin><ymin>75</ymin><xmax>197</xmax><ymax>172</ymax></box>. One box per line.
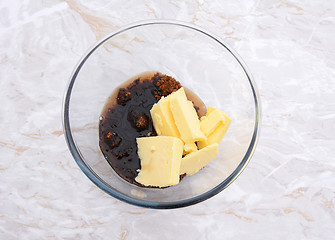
<box><xmin>99</xmin><ymin>72</ymin><xmax>206</xmax><ymax>186</ymax></box>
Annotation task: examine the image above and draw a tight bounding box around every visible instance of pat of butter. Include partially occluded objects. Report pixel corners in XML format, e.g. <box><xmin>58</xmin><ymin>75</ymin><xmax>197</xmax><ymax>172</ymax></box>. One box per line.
<box><xmin>183</xmin><ymin>142</ymin><xmax>197</xmax><ymax>155</ymax></box>
<box><xmin>180</xmin><ymin>143</ymin><xmax>219</xmax><ymax>176</ymax></box>
<box><xmin>197</xmin><ymin>107</ymin><xmax>231</xmax><ymax>149</ymax></box>
<box><xmin>135</xmin><ymin>136</ymin><xmax>183</xmax><ymax>187</ymax></box>
<box><xmin>170</xmin><ymin>88</ymin><xmax>206</xmax><ymax>143</ymax></box>
<box><xmin>150</xmin><ymin>95</ymin><xmax>180</xmax><ymax>137</ymax></box>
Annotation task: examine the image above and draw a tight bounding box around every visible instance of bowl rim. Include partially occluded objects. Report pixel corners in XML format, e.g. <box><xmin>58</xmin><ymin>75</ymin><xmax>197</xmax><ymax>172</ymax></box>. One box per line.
<box><xmin>63</xmin><ymin>19</ymin><xmax>261</xmax><ymax>209</ymax></box>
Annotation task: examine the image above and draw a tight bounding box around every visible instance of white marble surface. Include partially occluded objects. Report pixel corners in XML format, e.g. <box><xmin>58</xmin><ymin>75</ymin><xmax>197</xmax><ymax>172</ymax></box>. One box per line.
<box><xmin>1</xmin><ymin>0</ymin><xmax>335</xmax><ymax>239</ymax></box>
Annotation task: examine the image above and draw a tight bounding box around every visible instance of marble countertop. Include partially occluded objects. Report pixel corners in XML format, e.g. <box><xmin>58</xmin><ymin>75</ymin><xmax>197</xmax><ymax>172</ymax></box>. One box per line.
<box><xmin>1</xmin><ymin>0</ymin><xmax>334</xmax><ymax>239</ymax></box>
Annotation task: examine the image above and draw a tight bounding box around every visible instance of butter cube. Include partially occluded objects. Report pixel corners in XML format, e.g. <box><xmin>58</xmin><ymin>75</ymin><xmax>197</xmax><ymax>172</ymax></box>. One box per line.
<box><xmin>205</xmin><ymin>106</ymin><xmax>216</xmax><ymax>116</ymax></box>
<box><xmin>197</xmin><ymin>107</ymin><xmax>231</xmax><ymax>149</ymax></box>
<box><xmin>183</xmin><ymin>142</ymin><xmax>197</xmax><ymax>155</ymax></box>
<box><xmin>150</xmin><ymin>95</ymin><xmax>180</xmax><ymax>137</ymax></box>
<box><xmin>180</xmin><ymin>143</ymin><xmax>219</xmax><ymax>176</ymax></box>
<box><xmin>135</xmin><ymin>136</ymin><xmax>183</xmax><ymax>187</ymax></box>
<box><xmin>169</xmin><ymin>88</ymin><xmax>206</xmax><ymax>143</ymax></box>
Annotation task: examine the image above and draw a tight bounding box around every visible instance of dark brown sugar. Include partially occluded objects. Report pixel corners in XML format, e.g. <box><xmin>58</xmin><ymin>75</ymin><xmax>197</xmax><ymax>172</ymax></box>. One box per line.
<box><xmin>153</xmin><ymin>73</ymin><xmax>182</xmax><ymax>100</ymax></box>
<box><xmin>127</xmin><ymin>109</ymin><xmax>150</xmax><ymax>131</ymax></box>
<box><xmin>117</xmin><ymin>88</ymin><xmax>131</xmax><ymax>105</ymax></box>
<box><xmin>99</xmin><ymin>72</ymin><xmax>206</xmax><ymax>186</ymax></box>
<box><xmin>99</xmin><ymin>76</ymin><xmax>158</xmax><ymax>185</ymax></box>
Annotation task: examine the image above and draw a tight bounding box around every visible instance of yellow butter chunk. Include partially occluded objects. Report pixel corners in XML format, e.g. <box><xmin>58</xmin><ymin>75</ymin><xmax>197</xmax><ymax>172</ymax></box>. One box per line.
<box><xmin>205</xmin><ymin>106</ymin><xmax>216</xmax><ymax>115</ymax></box>
<box><xmin>135</xmin><ymin>136</ymin><xmax>183</xmax><ymax>187</ymax></box>
<box><xmin>183</xmin><ymin>142</ymin><xmax>197</xmax><ymax>155</ymax></box>
<box><xmin>197</xmin><ymin>107</ymin><xmax>231</xmax><ymax>149</ymax></box>
<box><xmin>169</xmin><ymin>88</ymin><xmax>206</xmax><ymax>143</ymax></box>
<box><xmin>150</xmin><ymin>95</ymin><xmax>180</xmax><ymax>137</ymax></box>
<box><xmin>180</xmin><ymin>143</ymin><xmax>219</xmax><ymax>176</ymax></box>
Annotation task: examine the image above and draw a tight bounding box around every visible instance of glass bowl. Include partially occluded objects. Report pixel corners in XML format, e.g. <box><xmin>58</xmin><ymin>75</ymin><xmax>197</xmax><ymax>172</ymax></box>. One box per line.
<box><xmin>63</xmin><ymin>20</ymin><xmax>260</xmax><ymax>209</ymax></box>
